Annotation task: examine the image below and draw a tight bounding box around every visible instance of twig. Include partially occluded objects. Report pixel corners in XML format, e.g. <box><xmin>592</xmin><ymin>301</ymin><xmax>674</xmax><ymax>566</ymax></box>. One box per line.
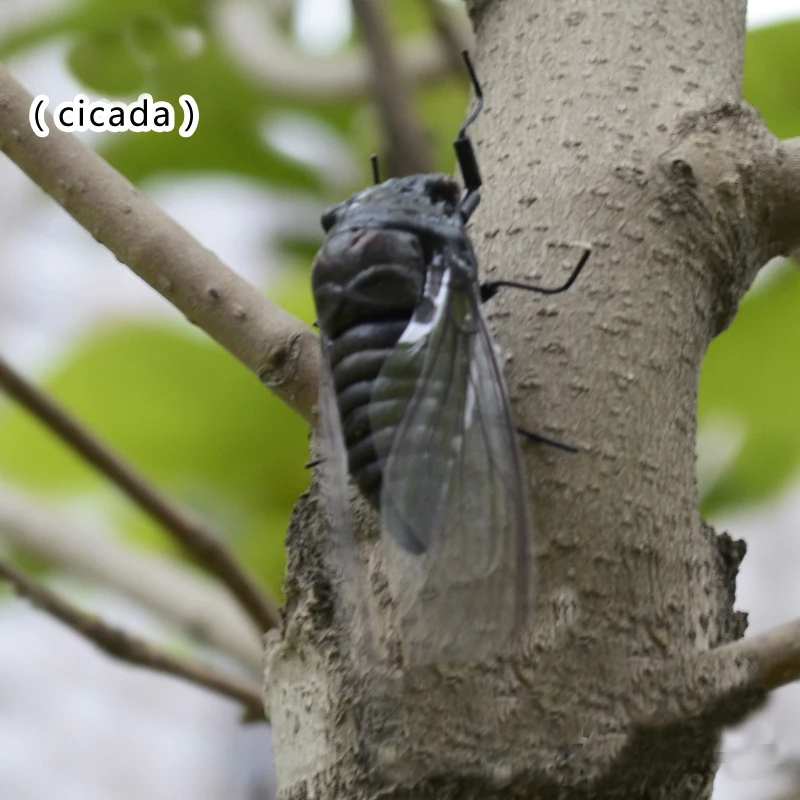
<box><xmin>0</xmin><ymin>353</ymin><xmax>280</xmax><ymax>634</ymax></box>
<box><xmin>213</xmin><ymin>0</ymin><xmax>473</xmax><ymax>101</ymax></box>
<box><xmin>630</xmin><ymin>618</ymin><xmax>800</xmax><ymax>731</ymax></box>
<box><xmin>0</xmin><ymin>64</ymin><xmax>319</xmax><ymax>424</ymax></box>
<box><xmin>773</xmin><ymin>139</ymin><xmax>800</xmax><ymax>262</ymax></box>
<box><xmin>351</xmin><ymin>0</ymin><xmax>434</xmax><ymax>176</ymax></box>
<box><xmin>0</xmin><ymin>483</ymin><xmax>263</xmax><ymax>670</ymax></box>
<box><xmin>0</xmin><ymin>557</ymin><xmax>266</xmax><ymax>720</ymax></box>
<box><xmin>718</xmin><ymin>618</ymin><xmax>800</xmax><ymax>692</ymax></box>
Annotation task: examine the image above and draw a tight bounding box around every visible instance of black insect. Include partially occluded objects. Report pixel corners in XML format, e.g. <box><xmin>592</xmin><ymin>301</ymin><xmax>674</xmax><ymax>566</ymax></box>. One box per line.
<box><xmin>311</xmin><ymin>52</ymin><xmax>588</xmax><ymax>664</ymax></box>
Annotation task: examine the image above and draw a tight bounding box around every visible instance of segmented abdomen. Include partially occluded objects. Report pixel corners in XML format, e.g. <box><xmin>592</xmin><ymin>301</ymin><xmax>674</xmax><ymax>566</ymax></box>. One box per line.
<box><xmin>311</xmin><ymin>227</ymin><xmax>427</xmax><ymax>509</ymax></box>
<box><xmin>329</xmin><ymin>318</ymin><xmax>409</xmax><ymax>506</ymax></box>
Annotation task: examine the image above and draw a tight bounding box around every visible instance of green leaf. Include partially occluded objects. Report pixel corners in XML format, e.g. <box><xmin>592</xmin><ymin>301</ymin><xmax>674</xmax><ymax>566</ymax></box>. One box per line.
<box><xmin>66</xmin><ymin>29</ymin><xmax>148</xmax><ymax>95</ymax></box>
<box><xmin>0</xmin><ymin>3</ymin><xmax>348</xmax><ymax>191</ymax></box>
<box><xmin>744</xmin><ymin>19</ymin><xmax>800</xmax><ymax>139</ymax></box>
<box><xmin>0</xmin><ymin>1</ymin><xmax>205</xmax><ymax>59</ymax></box>
<box><xmin>385</xmin><ymin>0</ymin><xmax>435</xmax><ymax>38</ymax></box>
<box><xmin>128</xmin><ymin>13</ymin><xmax>188</xmax><ymax>65</ymax></box>
<box><xmin>699</xmin><ymin>264</ymin><xmax>800</xmax><ymax>514</ymax></box>
<box><xmin>95</xmin><ymin>33</ymin><xmax>323</xmax><ymax>189</ymax></box>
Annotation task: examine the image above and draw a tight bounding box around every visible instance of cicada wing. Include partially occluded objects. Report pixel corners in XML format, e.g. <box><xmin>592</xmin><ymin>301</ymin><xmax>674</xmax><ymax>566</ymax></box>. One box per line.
<box><xmin>372</xmin><ymin>263</ymin><xmax>533</xmax><ymax>664</ymax></box>
<box><xmin>315</xmin><ymin>335</ymin><xmax>379</xmax><ymax>666</ymax></box>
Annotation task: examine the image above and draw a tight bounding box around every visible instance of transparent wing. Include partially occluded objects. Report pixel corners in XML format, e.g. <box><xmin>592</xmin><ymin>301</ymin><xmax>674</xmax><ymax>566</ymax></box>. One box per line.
<box><xmin>315</xmin><ymin>335</ymin><xmax>379</xmax><ymax>667</ymax></box>
<box><xmin>372</xmin><ymin>261</ymin><xmax>533</xmax><ymax>664</ymax></box>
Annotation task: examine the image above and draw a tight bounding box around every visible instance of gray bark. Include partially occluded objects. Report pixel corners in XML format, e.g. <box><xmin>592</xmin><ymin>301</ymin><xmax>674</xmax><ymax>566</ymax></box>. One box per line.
<box><xmin>264</xmin><ymin>0</ymin><xmax>800</xmax><ymax>797</ymax></box>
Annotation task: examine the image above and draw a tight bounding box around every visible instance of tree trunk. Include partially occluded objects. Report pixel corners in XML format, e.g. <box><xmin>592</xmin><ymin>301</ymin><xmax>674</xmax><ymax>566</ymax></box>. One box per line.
<box><xmin>264</xmin><ymin>0</ymin><xmax>796</xmax><ymax>797</ymax></box>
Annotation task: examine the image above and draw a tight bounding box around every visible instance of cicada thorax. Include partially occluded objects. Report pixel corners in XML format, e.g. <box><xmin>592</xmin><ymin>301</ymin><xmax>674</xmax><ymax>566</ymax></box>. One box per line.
<box><xmin>311</xmin><ymin>223</ymin><xmax>431</xmax><ymax>511</ymax></box>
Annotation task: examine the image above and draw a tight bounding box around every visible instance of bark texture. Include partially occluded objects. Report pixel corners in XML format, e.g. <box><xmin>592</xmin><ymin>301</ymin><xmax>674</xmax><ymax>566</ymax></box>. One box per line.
<box><xmin>264</xmin><ymin>0</ymin><xmax>800</xmax><ymax>797</ymax></box>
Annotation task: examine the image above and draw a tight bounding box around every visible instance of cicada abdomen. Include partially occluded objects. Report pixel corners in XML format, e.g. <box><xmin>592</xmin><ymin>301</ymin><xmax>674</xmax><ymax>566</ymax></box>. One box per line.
<box><xmin>312</xmin><ymin>221</ymin><xmax>426</xmax><ymax>515</ymax></box>
<box><xmin>313</xmin><ymin>175</ymin><xmax>471</xmax><ymax>544</ymax></box>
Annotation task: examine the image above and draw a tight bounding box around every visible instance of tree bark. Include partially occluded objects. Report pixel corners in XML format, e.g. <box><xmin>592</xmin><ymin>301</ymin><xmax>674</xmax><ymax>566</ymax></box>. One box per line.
<box><xmin>264</xmin><ymin>0</ymin><xmax>800</xmax><ymax>797</ymax></box>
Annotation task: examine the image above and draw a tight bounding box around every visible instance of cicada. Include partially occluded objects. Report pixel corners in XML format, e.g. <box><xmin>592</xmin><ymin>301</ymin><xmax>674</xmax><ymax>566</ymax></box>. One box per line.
<box><xmin>311</xmin><ymin>53</ymin><xmax>588</xmax><ymax>664</ymax></box>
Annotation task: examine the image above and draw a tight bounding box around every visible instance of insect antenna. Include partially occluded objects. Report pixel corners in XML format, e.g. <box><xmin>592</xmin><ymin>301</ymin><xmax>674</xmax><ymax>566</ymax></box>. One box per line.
<box><xmin>480</xmin><ymin>246</ymin><xmax>591</xmax><ymax>302</ymax></box>
<box><xmin>455</xmin><ymin>50</ymin><xmax>484</xmax><ymax>222</ymax></box>
<box><xmin>370</xmin><ymin>153</ymin><xmax>381</xmax><ymax>184</ymax></box>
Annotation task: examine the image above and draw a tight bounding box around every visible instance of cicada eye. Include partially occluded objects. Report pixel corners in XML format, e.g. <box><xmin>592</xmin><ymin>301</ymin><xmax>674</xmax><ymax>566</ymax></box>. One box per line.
<box><xmin>425</xmin><ymin>177</ymin><xmax>460</xmax><ymax>209</ymax></box>
<box><xmin>321</xmin><ymin>205</ymin><xmax>339</xmax><ymax>232</ymax></box>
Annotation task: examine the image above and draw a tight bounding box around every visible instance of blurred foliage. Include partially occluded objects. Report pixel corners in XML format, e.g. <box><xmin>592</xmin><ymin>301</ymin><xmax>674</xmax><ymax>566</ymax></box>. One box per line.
<box><xmin>0</xmin><ymin>0</ymin><xmax>469</xmax><ymax>190</ymax></box>
<box><xmin>699</xmin><ymin>263</ymin><xmax>800</xmax><ymax>514</ymax></box>
<box><xmin>0</xmin><ymin>0</ymin><xmax>799</xmax><ymax>609</ymax></box>
<box><xmin>743</xmin><ymin>20</ymin><xmax>800</xmax><ymax>139</ymax></box>
<box><xmin>0</xmin><ymin>278</ymin><xmax>315</xmax><ymax>597</ymax></box>
<box><xmin>0</xmin><ymin>0</ymin><xmax>471</xmax><ymax>603</ymax></box>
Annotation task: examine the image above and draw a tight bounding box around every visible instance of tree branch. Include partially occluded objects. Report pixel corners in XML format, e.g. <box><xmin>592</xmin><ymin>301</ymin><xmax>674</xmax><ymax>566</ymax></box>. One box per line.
<box><xmin>772</xmin><ymin>137</ymin><xmax>800</xmax><ymax>262</ymax></box>
<box><xmin>0</xmin><ymin>64</ymin><xmax>319</xmax><ymax>424</ymax></box>
<box><xmin>0</xmin><ymin>353</ymin><xmax>280</xmax><ymax>634</ymax></box>
<box><xmin>629</xmin><ymin>618</ymin><xmax>800</xmax><ymax>732</ymax></box>
<box><xmin>0</xmin><ymin>556</ymin><xmax>265</xmax><ymax>720</ymax></box>
<box><xmin>213</xmin><ymin>0</ymin><xmax>473</xmax><ymax>101</ymax></box>
<box><xmin>715</xmin><ymin>618</ymin><xmax>800</xmax><ymax>693</ymax></box>
<box><xmin>0</xmin><ymin>483</ymin><xmax>263</xmax><ymax>670</ymax></box>
<box><xmin>351</xmin><ymin>0</ymin><xmax>435</xmax><ymax>176</ymax></box>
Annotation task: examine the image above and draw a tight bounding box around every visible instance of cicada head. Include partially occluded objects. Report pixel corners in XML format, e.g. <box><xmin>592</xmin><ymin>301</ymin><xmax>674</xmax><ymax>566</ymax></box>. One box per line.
<box><xmin>320</xmin><ymin>173</ymin><xmax>464</xmax><ymax>241</ymax></box>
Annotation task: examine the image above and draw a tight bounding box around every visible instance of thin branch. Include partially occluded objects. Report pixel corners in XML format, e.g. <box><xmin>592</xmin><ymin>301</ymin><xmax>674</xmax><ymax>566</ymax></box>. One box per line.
<box><xmin>717</xmin><ymin>618</ymin><xmax>800</xmax><ymax>692</ymax></box>
<box><xmin>213</xmin><ymin>0</ymin><xmax>473</xmax><ymax>101</ymax></box>
<box><xmin>0</xmin><ymin>483</ymin><xmax>262</xmax><ymax>670</ymax></box>
<box><xmin>774</xmin><ymin>138</ymin><xmax>800</xmax><ymax>263</ymax></box>
<box><xmin>0</xmin><ymin>353</ymin><xmax>280</xmax><ymax>634</ymax></box>
<box><xmin>0</xmin><ymin>64</ymin><xmax>319</xmax><ymax>424</ymax></box>
<box><xmin>630</xmin><ymin>618</ymin><xmax>800</xmax><ymax>731</ymax></box>
<box><xmin>745</xmin><ymin>135</ymin><xmax>800</xmax><ymax>261</ymax></box>
<box><xmin>351</xmin><ymin>0</ymin><xmax>434</xmax><ymax>176</ymax></box>
<box><xmin>0</xmin><ymin>556</ymin><xmax>266</xmax><ymax>720</ymax></box>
